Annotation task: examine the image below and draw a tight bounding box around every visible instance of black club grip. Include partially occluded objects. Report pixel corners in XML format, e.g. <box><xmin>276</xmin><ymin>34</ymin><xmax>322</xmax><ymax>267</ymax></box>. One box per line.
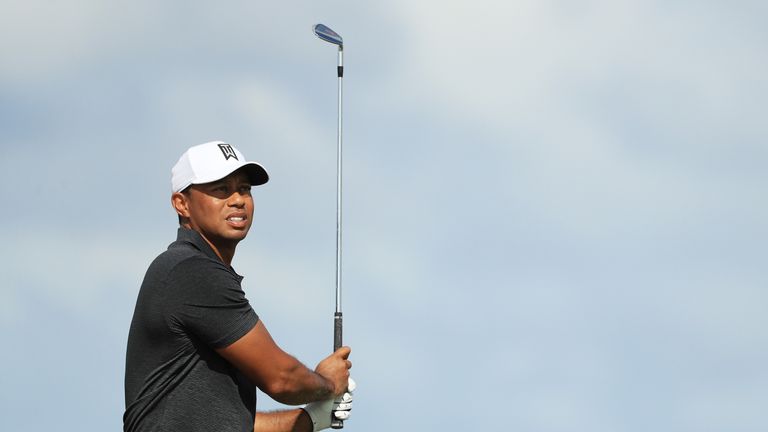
<box><xmin>333</xmin><ymin>312</ymin><xmax>343</xmax><ymax>351</ymax></box>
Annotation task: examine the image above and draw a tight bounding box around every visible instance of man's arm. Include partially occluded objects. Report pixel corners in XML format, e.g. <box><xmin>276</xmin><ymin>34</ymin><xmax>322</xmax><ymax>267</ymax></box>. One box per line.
<box><xmin>216</xmin><ymin>320</ymin><xmax>351</xmax><ymax>405</ymax></box>
<box><xmin>253</xmin><ymin>409</ymin><xmax>312</xmax><ymax>432</ymax></box>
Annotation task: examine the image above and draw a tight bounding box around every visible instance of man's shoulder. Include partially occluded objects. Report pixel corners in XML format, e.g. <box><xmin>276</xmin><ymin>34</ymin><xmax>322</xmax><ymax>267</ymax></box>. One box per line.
<box><xmin>140</xmin><ymin>241</ymin><xmax>206</xmax><ymax>290</ymax></box>
<box><xmin>147</xmin><ymin>241</ymin><xmax>224</xmax><ymax>280</ymax></box>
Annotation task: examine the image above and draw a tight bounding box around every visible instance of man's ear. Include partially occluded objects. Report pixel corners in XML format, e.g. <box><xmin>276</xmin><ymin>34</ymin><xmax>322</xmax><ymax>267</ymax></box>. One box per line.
<box><xmin>171</xmin><ymin>192</ymin><xmax>190</xmax><ymax>219</ymax></box>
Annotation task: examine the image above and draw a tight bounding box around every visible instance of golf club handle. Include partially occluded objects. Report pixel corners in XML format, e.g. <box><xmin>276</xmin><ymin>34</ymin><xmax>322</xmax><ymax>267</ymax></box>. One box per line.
<box><xmin>333</xmin><ymin>312</ymin><xmax>343</xmax><ymax>351</ymax></box>
<box><xmin>331</xmin><ymin>312</ymin><xmax>344</xmax><ymax>429</ymax></box>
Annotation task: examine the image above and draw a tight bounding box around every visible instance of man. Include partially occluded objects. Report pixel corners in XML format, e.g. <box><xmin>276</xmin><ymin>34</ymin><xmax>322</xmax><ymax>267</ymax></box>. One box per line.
<box><xmin>124</xmin><ymin>141</ymin><xmax>354</xmax><ymax>432</ymax></box>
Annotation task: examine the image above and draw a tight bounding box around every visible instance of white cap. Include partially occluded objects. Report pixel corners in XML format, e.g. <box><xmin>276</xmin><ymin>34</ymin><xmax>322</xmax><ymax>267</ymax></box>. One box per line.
<box><xmin>171</xmin><ymin>141</ymin><xmax>269</xmax><ymax>192</ymax></box>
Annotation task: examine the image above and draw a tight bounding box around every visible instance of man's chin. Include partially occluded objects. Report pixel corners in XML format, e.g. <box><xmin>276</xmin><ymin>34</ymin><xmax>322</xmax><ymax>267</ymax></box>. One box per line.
<box><xmin>226</xmin><ymin>227</ymin><xmax>250</xmax><ymax>241</ymax></box>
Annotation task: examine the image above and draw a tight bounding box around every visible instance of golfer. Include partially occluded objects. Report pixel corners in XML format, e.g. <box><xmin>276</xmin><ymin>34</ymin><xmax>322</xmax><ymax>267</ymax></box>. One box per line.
<box><xmin>124</xmin><ymin>141</ymin><xmax>354</xmax><ymax>432</ymax></box>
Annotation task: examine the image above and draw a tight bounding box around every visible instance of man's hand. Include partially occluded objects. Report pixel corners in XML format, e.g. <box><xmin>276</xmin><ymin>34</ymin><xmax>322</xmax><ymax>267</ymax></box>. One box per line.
<box><xmin>331</xmin><ymin>377</ymin><xmax>355</xmax><ymax>420</ymax></box>
<box><xmin>314</xmin><ymin>347</ymin><xmax>352</xmax><ymax>396</ymax></box>
<box><xmin>303</xmin><ymin>378</ymin><xmax>356</xmax><ymax>431</ymax></box>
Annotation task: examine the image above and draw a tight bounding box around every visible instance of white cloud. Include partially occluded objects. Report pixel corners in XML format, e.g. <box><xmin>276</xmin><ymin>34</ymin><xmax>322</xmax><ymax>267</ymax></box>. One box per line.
<box><xmin>0</xmin><ymin>225</ymin><xmax>171</xmax><ymax>333</ymax></box>
<box><xmin>370</xmin><ymin>0</ymin><xmax>768</xmax><ymax>247</ymax></box>
<box><xmin>0</xmin><ymin>1</ymin><xmax>105</xmax><ymax>81</ymax></box>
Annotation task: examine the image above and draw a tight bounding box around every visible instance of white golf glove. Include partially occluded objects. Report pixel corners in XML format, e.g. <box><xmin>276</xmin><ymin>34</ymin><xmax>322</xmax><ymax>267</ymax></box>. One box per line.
<box><xmin>303</xmin><ymin>378</ymin><xmax>356</xmax><ymax>431</ymax></box>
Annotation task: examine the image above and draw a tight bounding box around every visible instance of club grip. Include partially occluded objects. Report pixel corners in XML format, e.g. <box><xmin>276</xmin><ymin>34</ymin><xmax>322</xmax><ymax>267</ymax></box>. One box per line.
<box><xmin>331</xmin><ymin>312</ymin><xmax>344</xmax><ymax>429</ymax></box>
<box><xmin>333</xmin><ymin>312</ymin><xmax>343</xmax><ymax>351</ymax></box>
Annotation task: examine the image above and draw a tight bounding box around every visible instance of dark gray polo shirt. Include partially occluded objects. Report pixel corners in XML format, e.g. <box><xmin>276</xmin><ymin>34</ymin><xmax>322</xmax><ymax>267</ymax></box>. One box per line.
<box><xmin>124</xmin><ymin>228</ymin><xmax>259</xmax><ymax>432</ymax></box>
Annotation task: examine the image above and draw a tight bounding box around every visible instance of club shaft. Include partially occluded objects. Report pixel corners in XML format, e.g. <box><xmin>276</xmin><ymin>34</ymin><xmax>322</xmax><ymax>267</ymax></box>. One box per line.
<box><xmin>335</xmin><ymin>46</ymin><xmax>343</xmax><ymax>316</ymax></box>
<box><xmin>331</xmin><ymin>45</ymin><xmax>345</xmax><ymax>431</ymax></box>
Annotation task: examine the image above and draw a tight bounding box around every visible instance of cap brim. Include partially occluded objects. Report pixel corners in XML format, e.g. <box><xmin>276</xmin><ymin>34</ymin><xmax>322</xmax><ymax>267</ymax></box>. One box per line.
<box><xmin>241</xmin><ymin>162</ymin><xmax>269</xmax><ymax>186</ymax></box>
<box><xmin>187</xmin><ymin>161</ymin><xmax>269</xmax><ymax>189</ymax></box>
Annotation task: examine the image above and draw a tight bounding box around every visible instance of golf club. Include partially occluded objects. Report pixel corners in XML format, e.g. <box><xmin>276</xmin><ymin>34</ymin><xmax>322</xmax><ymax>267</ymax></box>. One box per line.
<box><xmin>313</xmin><ymin>23</ymin><xmax>346</xmax><ymax>430</ymax></box>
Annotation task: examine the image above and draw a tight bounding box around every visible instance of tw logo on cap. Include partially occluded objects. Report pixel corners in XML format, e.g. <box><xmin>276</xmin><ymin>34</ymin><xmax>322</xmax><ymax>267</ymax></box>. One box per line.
<box><xmin>218</xmin><ymin>143</ymin><xmax>239</xmax><ymax>161</ymax></box>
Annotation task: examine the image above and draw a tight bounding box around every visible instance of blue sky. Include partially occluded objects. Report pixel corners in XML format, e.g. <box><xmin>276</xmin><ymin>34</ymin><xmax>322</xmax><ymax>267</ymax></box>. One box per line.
<box><xmin>1</xmin><ymin>1</ymin><xmax>767</xmax><ymax>431</ymax></box>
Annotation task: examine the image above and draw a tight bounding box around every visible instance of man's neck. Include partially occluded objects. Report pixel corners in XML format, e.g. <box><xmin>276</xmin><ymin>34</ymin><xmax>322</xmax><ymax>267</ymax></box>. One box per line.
<box><xmin>183</xmin><ymin>225</ymin><xmax>237</xmax><ymax>265</ymax></box>
<box><xmin>208</xmin><ymin>240</ymin><xmax>236</xmax><ymax>266</ymax></box>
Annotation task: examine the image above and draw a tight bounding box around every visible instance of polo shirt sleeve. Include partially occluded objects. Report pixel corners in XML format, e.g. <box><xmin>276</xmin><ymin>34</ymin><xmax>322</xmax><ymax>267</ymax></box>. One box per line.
<box><xmin>167</xmin><ymin>257</ymin><xmax>259</xmax><ymax>349</ymax></box>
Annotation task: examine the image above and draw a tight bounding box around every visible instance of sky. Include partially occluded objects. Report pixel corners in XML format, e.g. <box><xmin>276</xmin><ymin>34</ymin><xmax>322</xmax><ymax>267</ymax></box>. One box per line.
<box><xmin>1</xmin><ymin>0</ymin><xmax>767</xmax><ymax>431</ymax></box>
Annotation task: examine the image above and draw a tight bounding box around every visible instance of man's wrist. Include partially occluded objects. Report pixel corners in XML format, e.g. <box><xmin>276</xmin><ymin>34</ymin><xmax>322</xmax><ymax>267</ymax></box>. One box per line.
<box><xmin>296</xmin><ymin>408</ymin><xmax>314</xmax><ymax>432</ymax></box>
<box><xmin>313</xmin><ymin>373</ymin><xmax>335</xmax><ymax>401</ymax></box>
<box><xmin>302</xmin><ymin>377</ymin><xmax>355</xmax><ymax>432</ymax></box>
<box><xmin>301</xmin><ymin>401</ymin><xmax>330</xmax><ymax>432</ymax></box>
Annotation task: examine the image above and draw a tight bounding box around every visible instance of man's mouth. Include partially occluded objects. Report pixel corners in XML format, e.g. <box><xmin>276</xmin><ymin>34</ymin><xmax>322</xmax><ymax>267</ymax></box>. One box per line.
<box><xmin>226</xmin><ymin>214</ymin><xmax>248</xmax><ymax>227</ymax></box>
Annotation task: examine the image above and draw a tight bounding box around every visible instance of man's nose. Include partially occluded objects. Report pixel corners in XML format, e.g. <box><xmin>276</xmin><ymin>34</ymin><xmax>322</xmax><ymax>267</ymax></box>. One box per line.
<box><xmin>227</xmin><ymin>191</ymin><xmax>246</xmax><ymax>206</ymax></box>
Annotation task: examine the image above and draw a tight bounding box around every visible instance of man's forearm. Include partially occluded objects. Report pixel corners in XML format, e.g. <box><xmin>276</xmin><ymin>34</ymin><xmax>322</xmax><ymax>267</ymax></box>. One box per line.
<box><xmin>254</xmin><ymin>409</ymin><xmax>313</xmax><ymax>432</ymax></box>
<box><xmin>271</xmin><ymin>360</ymin><xmax>335</xmax><ymax>405</ymax></box>
<box><xmin>215</xmin><ymin>321</ymin><xmax>342</xmax><ymax>405</ymax></box>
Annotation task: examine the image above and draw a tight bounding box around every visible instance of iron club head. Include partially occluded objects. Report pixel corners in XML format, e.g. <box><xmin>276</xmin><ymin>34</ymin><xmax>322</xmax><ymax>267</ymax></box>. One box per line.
<box><xmin>313</xmin><ymin>24</ymin><xmax>343</xmax><ymax>47</ymax></box>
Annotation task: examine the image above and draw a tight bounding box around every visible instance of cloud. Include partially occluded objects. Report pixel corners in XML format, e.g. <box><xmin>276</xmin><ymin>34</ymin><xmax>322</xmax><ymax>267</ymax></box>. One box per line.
<box><xmin>1</xmin><ymin>228</ymin><xmax>159</xmax><ymax>326</ymax></box>
<box><xmin>364</xmin><ymin>0</ymin><xmax>768</xmax><ymax>250</ymax></box>
<box><xmin>2</xmin><ymin>1</ymin><xmax>768</xmax><ymax>431</ymax></box>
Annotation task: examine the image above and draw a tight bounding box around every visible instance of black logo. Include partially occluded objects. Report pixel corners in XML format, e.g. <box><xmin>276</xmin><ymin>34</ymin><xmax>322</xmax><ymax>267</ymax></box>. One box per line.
<box><xmin>218</xmin><ymin>143</ymin><xmax>238</xmax><ymax>161</ymax></box>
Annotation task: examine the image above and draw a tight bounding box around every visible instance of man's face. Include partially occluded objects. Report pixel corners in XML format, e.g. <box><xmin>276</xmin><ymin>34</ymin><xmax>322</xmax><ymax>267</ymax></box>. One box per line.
<box><xmin>179</xmin><ymin>169</ymin><xmax>254</xmax><ymax>246</ymax></box>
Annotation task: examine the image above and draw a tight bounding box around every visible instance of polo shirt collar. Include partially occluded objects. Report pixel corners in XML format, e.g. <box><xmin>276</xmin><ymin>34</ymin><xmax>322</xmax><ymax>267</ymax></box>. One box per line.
<box><xmin>176</xmin><ymin>227</ymin><xmax>223</xmax><ymax>263</ymax></box>
<box><xmin>174</xmin><ymin>228</ymin><xmax>244</xmax><ymax>280</ymax></box>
